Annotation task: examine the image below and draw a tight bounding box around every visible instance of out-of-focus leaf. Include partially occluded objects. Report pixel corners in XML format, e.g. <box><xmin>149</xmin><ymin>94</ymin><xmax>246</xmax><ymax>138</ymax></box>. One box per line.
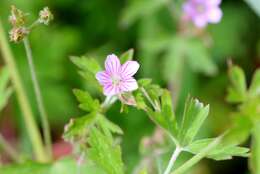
<box><xmin>223</xmin><ymin>115</ymin><xmax>252</xmax><ymax>146</ymax></box>
<box><xmin>249</xmin><ymin>69</ymin><xmax>260</xmax><ymax>98</ymax></box>
<box><xmin>250</xmin><ymin>123</ymin><xmax>260</xmax><ymax>174</ymax></box>
<box><xmin>187</xmin><ymin>138</ymin><xmax>249</xmax><ymax>160</ymax></box>
<box><xmin>120</xmin><ymin>0</ymin><xmax>170</xmax><ymax>27</ymax></box>
<box><xmin>245</xmin><ymin>0</ymin><xmax>260</xmax><ymax>17</ymax></box>
<box><xmin>163</xmin><ymin>37</ymin><xmax>217</xmax><ymax>81</ymax></box>
<box><xmin>87</xmin><ymin>128</ymin><xmax>124</xmax><ymax>174</ymax></box>
<box><xmin>49</xmin><ymin>158</ymin><xmax>105</xmax><ymax>174</ymax></box>
<box><xmin>163</xmin><ymin>36</ymin><xmax>186</xmax><ymax>81</ymax></box>
<box><xmin>0</xmin><ymin>161</ymin><xmax>49</xmax><ymax>174</ymax></box>
<box><xmin>0</xmin><ymin>158</ymin><xmax>105</xmax><ymax>174</ymax></box>
<box><xmin>227</xmin><ymin>66</ymin><xmax>247</xmax><ymax>103</ymax></box>
<box><xmin>120</xmin><ymin>49</ymin><xmax>134</xmax><ymax>63</ymax></box>
<box><xmin>73</xmin><ymin>89</ymin><xmax>100</xmax><ymax>112</ymax></box>
<box><xmin>177</xmin><ymin>97</ymin><xmax>210</xmax><ymax>146</ymax></box>
<box><xmin>0</xmin><ymin>67</ymin><xmax>12</xmax><ymax>112</ymax></box>
<box><xmin>186</xmin><ymin>40</ymin><xmax>217</xmax><ymax>75</ymax></box>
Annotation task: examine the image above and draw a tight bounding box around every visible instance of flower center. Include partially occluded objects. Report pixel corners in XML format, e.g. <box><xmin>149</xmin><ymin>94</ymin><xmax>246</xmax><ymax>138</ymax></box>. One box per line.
<box><xmin>111</xmin><ymin>75</ymin><xmax>121</xmax><ymax>86</ymax></box>
<box><xmin>196</xmin><ymin>4</ymin><xmax>205</xmax><ymax>13</ymax></box>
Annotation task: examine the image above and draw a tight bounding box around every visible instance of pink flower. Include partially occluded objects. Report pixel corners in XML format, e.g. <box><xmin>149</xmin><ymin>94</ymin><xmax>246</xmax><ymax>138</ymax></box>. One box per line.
<box><xmin>96</xmin><ymin>54</ymin><xmax>140</xmax><ymax>96</ymax></box>
<box><xmin>183</xmin><ymin>0</ymin><xmax>223</xmax><ymax>28</ymax></box>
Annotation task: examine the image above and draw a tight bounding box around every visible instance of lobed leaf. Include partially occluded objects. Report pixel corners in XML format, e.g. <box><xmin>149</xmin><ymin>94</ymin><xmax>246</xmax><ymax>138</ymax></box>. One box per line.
<box><xmin>73</xmin><ymin>89</ymin><xmax>100</xmax><ymax>112</ymax></box>
<box><xmin>186</xmin><ymin>138</ymin><xmax>249</xmax><ymax>160</ymax></box>
<box><xmin>63</xmin><ymin>112</ymin><xmax>97</xmax><ymax>142</ymax></box>
<box><xmin>177</xmin><ymin>97</ymin><xmax>209</xmax><ymax>146</ymax></box>
<box><xmin>70</xmin><ymin>56</ymin><xmax>101</xmax><ymax>74</ymax></box>
<box><xmin>87</xmin><ymin>128</ymin><xmax>124</xmax><ymax>174</ymax></box>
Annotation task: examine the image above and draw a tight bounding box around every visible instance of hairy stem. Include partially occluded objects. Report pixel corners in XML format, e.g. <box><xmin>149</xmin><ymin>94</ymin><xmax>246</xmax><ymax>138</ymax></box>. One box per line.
<box><xmin>172</xmin><ymin>136</ymin><xmax>222</xmax><ymax>174</ymax></box>
<box><xmin>23</xmin><ymin>37</ymin><xmax>52</xmax><ymax>159</ymax></box>
<box><xmin>0</xmin><ymin>134</ymin><xmax>22</xmax><ymax>163</ymax></box>
<box><xmin>163</xmin><ymin>146</ymin><xmax>182</xmax><ymax>174</ymax></box>
<box><xmin>0</xmin><ymin>20</ymin><xmax>47</xmax><ymax>162</ymax></box>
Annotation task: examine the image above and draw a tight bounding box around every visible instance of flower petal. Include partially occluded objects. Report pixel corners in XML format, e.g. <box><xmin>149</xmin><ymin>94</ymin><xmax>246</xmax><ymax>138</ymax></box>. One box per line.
<box><xmin>121</xmin><ymin>61</ymin><xmax>140</xmax><ymax>78</ymax></box>
<box><xmin>207</xmin><ymin>0</ymin><xmax>221</xmax><ymax>6</ymax></box>
<box><xmin>96</xmin><ymin>71</ymin><xmax>111</xmax><ymax>85</ymax></box>
<box><xmin>105</xmin><ymin>54</ymin><xmax>121</xmax><ymax>74</ymax></box>
<box><xmin>120</xmin><ymin>78</ymin><xmax>138</xmax><ymax>92</ymax></box>
<box><xmin>103</xmin><ymin>84</ymin><xmax>118</xmax><ymax>96</ymax></box>
<box><xmin>207</xmin><ymin>7</ymin><xmax>222</xmax><ymax>23</ymax></box>
<box><xmin>193</xmin><ymin>15</ymin><xmax>208</xmax><ymax>28</ymax></box>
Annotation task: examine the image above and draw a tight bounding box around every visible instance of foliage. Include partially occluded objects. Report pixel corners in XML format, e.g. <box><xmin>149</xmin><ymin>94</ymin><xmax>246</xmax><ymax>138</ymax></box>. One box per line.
<box><xmin>0</xmin><ymin>1</ymin><xmax>259</xmax><ymax>174</ymax></box>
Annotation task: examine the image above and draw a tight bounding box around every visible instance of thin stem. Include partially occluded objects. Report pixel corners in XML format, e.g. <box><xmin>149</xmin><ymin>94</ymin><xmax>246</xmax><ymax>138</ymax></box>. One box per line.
<box><xmin>172</xmin><ymin>136</ymin><xmax>222</xmax><ymax>174</ymax></box>
<box><xmin>141</xmin><ymin>87</ymin><xmax>161</xmax><ymax>111</ymax></box>
<box><xmin>77</xmin><ymin>152</ymin><xmax>85</xmax><ymax>174</ymax></box>
<box><xmin>0</xmin><ymin>134</ymin><xmax>22</xmax><ymax>163</ymax></box>
<box><xmin>23</xmin><ymin>37</ymin><xmax>52</xmax><ymax>159</ymax></box>
<box><xmin>28</xmin><ymin>20</ymin><xmax>40</xmax><ymax>30</ymax></box>
<box><xmin>101</xmin><ymin>96</ymin><xmax>117</xmax><ymax>111</ymax></box>
<box><xmin>0</xmin><ymin>20</ymin><xmax>47</xmax><ymax>162</ymax></box>
<box><xmin>163</xmin><ymin>146</ymin><xmax>182</xmax><ymax>174</ymax></box>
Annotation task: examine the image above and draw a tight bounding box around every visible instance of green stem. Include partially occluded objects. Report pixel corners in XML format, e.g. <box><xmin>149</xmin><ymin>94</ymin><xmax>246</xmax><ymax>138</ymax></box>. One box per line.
<box><xmin>141</xmin><ymin>87</ymin><xmax>161</xmax><ymax>111</ymax></box>
<box><xmin>163</xmin><ymin>146</ymin><xmax>182</xmax><ymax>174</ymax></box>
<box><xmin>23</xmin><ymin>37</ymin><xmax>52</xmax><ymax>159</ymax></box>
<box><xmin>171</xmin><ymin>136</ymin><xmax>222</xmax><ymax>174</ymax></box>
<box><xmin>0</xmin><ymin>20</ymin><xmax>47</xmax><ymax>162</ymax></box>
<box><xmin>0</xmin><ymin>134</ymin><xmax>22</xmax><ymax>163</ymax></box>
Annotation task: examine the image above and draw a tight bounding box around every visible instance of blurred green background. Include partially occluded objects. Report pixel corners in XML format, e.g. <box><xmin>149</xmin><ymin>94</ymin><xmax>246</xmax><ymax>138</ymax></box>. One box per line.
<box><xmin>0</xmin><ymin>0</ymin><xmax>259</xmax><ymax>173</ymax></box>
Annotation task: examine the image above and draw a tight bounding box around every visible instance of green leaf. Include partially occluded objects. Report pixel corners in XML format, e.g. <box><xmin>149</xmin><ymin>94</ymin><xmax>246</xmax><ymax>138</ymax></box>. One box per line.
<box><xmin>73</xmin><ymin>89</ymin><xmax>100</xmax><ymax>112</ymax></box>
<box><xmin>185</xmin><ymin>39</ymin><xmax>217</xmax><ymax>76</ymax></box>
<box><xmin>186</xmin><ymin>138</ymin><xmax>249</xmax><ymax>160</ymax></box>
<box><xmin>138</xmin><ymin>78</ymin><xmax>152</xmax><ymax>87</ymax></box>
<box><xmin>0</xmin><ymin>162</ymin><xmax>49</xmax><ymax>174</ymax></box>
<box><xmin>71</xmin><ymin>56</ymin><xmax>102</xmax><ymax>92</ymax></box>
<box><xmin>248</xmin><ymin>69</ymin><xmax>260</xmax><ymax>98</ymax></box>
<box><xmin>87</xmin><ymin>128</ymin><xmax>124</xmax><ymax>174</ymax></box>
<box><xmin>120</xmin><ymin>0</ymin><xmax>170</xmax><ymax>27</ymax></box>
<box><xmin>70</xmin><ymin>56</ymin><xmax>101</xmax><ymax>75</ymax></box>
<box><xmin>50</xmin><ymin>158</ymin><xmax>105</xmax><ymax>174</ymax></box>
<box><xmin>250</xmin><ymin>123</ymin><xmax>260</xmax><ymax>174</ymax></box>
<box><xmin>97</xmin><ymin>115</ymin><xmax>123</xmax><ymax>143</ymax></box>
<box><xmin>98</xmin><ymin>116</ymin><xmax>123</xmax><ymax>135</ymax></box>
<box><xmin>163</xmin><ymin>37</ymin><xmax>217</xmax><ymax>81</ymax></box>
<box><xmin>223</xmin><ymin>115</ymin><xmax>252</xmax><ymax>147</ymax></box>
<box><xmin>63</xmin><ymin>112</ymin><xmax>97</xmax><ymax>142</ymax></box>
<box><xmin>178</xmin><ymin>97</ymin><xmax>210</xmax><ymax>146</ymax></box>
<box><xmin>227</xmin><ymin>65</ymin><xmax>247</xmax><ymax>103</ymax></box>
<box><xmin>0</xmin><ymin>158</ymin><xmax>105</xmax><ymax>174</ymax></box>
<box><xmin>245</xmin><ymin>0</ymin><xmax>260</xmax><ymax>17</ymax></box>
<box><xmin>161</xmin><ymin>90</ymin><xmax>178</xmax><ymax>136</ymax></box>
<box><xmin>135</xmin><ymin>90</ymin><xmax>147</xmax><ymax>110</ymax></box>
<box><xmin>120</xmin><ymin>49</ymin><xmax>134</xmax><ymax>63</ymax></box>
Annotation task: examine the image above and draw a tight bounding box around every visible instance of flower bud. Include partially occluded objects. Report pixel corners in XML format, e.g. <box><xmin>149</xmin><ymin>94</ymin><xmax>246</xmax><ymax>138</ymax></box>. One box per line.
<box><xmin>39</xmin><ymin>7</ymin><xmax>54</xmax><ymax>25</ymax></box>
<box><xmin>9</xmin><ymin>5</ymin><xmax>27</xmax><ymax>27</ymax></box>
<box><xmin>9</xmin><ymin>27</ymin><xmax>29</xmax><ymax>43</ymax></box>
